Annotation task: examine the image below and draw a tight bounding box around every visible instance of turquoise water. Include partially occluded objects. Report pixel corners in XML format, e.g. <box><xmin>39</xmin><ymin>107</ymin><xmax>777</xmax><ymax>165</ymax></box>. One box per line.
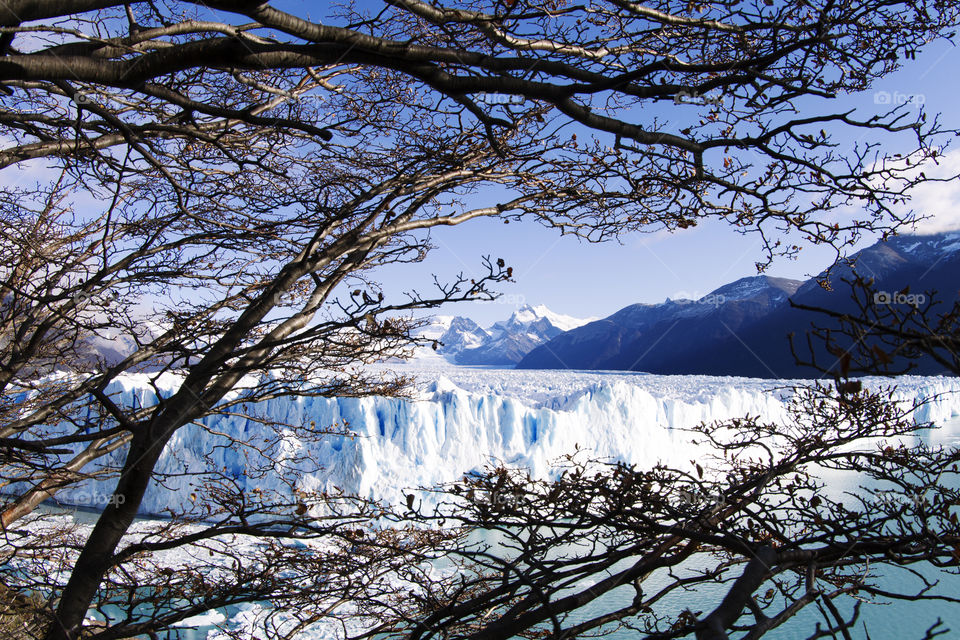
<box><xmin>548</xmin><ymin>551</ymin><xmax>960</xmax><ymax>639</ymax></box>
<box><xmin>547</xmin><ymin>416</ymin><xmax>960</xmax><ymax>639</ymax></box>
<box><xmin>38</xmin><ymin>417</ymin><xmax>960</xmax><ymax>639</ymax></box>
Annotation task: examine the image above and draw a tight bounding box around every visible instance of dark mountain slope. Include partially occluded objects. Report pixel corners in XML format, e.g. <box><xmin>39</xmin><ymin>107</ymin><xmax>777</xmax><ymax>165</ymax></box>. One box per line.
<box><xmin>518</xmin><ymin>233</ymin><xmax>960</xmax><ymax>377</ymax></box>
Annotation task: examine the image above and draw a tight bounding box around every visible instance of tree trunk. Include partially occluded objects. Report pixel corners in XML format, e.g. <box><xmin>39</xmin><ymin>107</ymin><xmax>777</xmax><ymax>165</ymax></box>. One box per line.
<box><xmin>44</xmin><ymin>432</ymin><xmax>167</xmax><ymax>640</ymax></box>
<box><xmin>696</xmin><ymin>546</ymin><xmax>777</xmax><ymax>640</ymax></box>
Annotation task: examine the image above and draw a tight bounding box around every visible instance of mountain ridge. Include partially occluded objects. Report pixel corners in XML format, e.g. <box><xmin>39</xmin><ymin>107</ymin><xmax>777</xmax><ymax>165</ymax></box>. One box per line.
<box><xmin>516</xmin><ymin>232</ymin><xmax>960</xmax><ymax>377</ymax></box>
<box><xmin>414</xmin><ymin>303</ymin><xmax>594</xmax><ymax>366</ymax></box>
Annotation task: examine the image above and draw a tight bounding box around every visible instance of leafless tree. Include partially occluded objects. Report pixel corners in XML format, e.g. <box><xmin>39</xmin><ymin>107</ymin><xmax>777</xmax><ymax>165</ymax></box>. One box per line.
<box><xmin>0</xmin><ymin>1</ymin><xmax>956</xmax><ymax>639</ymax></box>
<box><xmin>377</xmin><ymin>384</ymin><xmax>960</xmax><ymax>640</ymax></box>
<box><xmin>791</xmin><ymin>274</ymin><xmax>960</xmax><ymax>378</ymax></box>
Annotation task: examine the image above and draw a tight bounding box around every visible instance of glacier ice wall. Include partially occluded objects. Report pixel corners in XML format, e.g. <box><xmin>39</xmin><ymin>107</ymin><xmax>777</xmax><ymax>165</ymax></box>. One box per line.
<box><xmin>46</xmin><ymin>369</ymin><xmax>960</xmax><ymax>516</ymax></box>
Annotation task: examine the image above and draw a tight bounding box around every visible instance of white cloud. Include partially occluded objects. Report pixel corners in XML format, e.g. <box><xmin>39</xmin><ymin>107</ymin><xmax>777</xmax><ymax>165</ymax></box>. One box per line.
<box><xmin>895</xmin><ymin>149</ymin><xmax>960</xmax><ymax>235</ymax></box>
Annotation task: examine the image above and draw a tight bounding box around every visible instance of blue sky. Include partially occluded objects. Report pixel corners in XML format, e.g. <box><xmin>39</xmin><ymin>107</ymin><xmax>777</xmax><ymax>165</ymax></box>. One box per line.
<box><xmin>11</xmin><ymin>4</ymin><xmax>956</xmax><ymax>329</ymax></box>
<box><xmin>373</xmin><ymin>39</ymin><xmax>960</xmax><ymax>326</ymax></box>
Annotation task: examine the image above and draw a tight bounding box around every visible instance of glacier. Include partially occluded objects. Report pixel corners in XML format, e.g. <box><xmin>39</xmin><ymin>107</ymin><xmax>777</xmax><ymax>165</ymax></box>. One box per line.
<box><xmin>43</xmin><ymin>366</ymin><xmax>960</xmax><ymax>516</ymax></box>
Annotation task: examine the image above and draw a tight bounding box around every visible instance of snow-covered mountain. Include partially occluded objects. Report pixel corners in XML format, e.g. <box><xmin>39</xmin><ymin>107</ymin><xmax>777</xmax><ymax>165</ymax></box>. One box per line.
<box><xmin>456</xmin><ymin>304</ymin><xmax>594</xmax><ymax>365</ymax></box>
<box><xmin>41</xmin><ymin>369</ymin><xmax>960</xmax><ymax>516</ymax></box>
<box><xmin>411</xmin><ymin>304</ymin><xmax>594</xmax><ymax>366</ymax></box>
<box><xmin>423</xmin><ymin>316</ymin><xmax>490</xmax><ymax>355</ymax></box>
<box><xmin>882</xmin><ymin>230</ymin><xmax>960</xmax><ymax>264</ymax></box>
<box><xmin>493</xmin><ymin>304</ymin><xmax>589</xmax><ymax>333</ymax></box>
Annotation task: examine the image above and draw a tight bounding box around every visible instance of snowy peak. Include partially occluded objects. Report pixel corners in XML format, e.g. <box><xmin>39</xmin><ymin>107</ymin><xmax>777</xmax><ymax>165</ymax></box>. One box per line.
<box><xmin>501</xmin><ymin>304</ymin><xmax>593</xmax><ymax>333</ymax></box>
<box><xmin>404</xmin><ymin>315</ymin><xmax>488</xmax><ymax>364</ymax></box>
<box><xmin>416</xmin><ymin>315</ymin><xmax>454</xmax><ymax>341</ymax></box>
<box><xmin>796</xmin><ymin>230</ymin><xmax>960</xmax><ymax>298</ymax></box>
<box><xmin>414</xmin><ymin>315</ymin><xmax>489</xmax><ymax>354</ymax></box>
<box><xmin>491</xmin><ymin>304</ymin><xmax>593</xmax><ymax>338</ymax></box>
<box><xmin>707</xmin><ymin>276</ymin><xmax>803</xmax><ymax>304</ymax></box>
<box><xmin>451</xmin><ymin>304</ymin><xmax>594</xmax><ymax>366</ymax></box>
<box><xmin>439</xmin><ymin>317</ymin><xmax>489</xmax><ymax>353</ymax></box>
<box><xmin>408</xmin><ymin>305</ymin><xmax>593</xmax><ymax>366</ymax></box>
<box><xmin>882</xmin><ymin>231</ymin><xmax>960</xmax><ymax>262</ymax></box>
